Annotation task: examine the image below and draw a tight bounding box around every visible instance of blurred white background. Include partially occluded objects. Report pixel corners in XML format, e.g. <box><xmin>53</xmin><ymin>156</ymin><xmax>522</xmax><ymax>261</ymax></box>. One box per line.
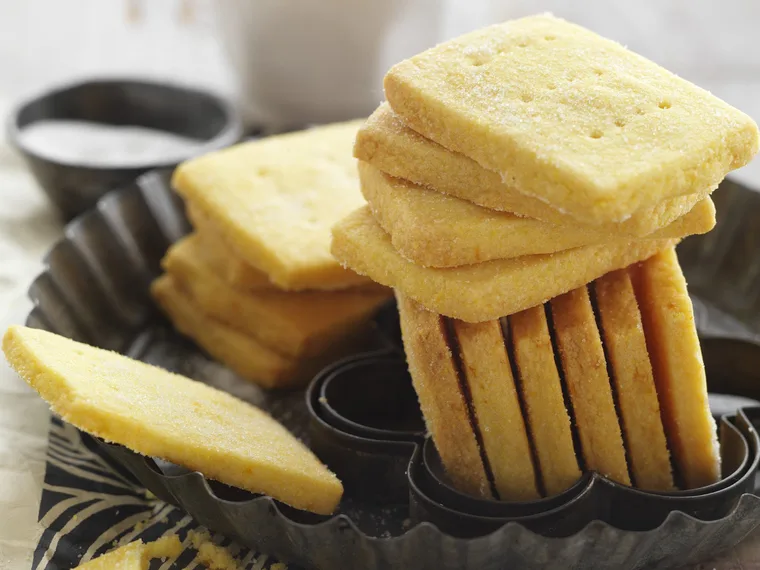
<box><xmin>2</xmin><ymin>0</ymin><xmax>758</xmax><ymax>183</ymax></box>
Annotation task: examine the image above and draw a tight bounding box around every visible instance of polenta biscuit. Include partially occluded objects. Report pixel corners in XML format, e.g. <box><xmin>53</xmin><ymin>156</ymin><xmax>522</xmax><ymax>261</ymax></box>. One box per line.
<box><xmin>593</xmin><ymin>269</ymin><xmax>674</xmax><ymax>491</ymax></box>
<box><xmin>162</xmin><ymin>234</ymin><xmax>389</xmax><ymax>359</ymax></box>
<box><xmin>396</xmin><ymin>293</ymin><xmax>492</xmax><ymax>498</ymax></box>
<box><xmin>550</xmin><ymin>286</ymin><xmax>629</xmax><ymax>485</ymax></box>
<box><xmin>173</xmin><ymin>120</ymin><xmax>371</xmax><ymax>291</ymax></box>
<box><xmin>360</xmin><ymin>161</ymin><xmax>715</xmax><ymax>267</ymax></box>
<box><xmin>2</xmin><ymin>324</ymin><xmax>344</xmax><ymax>514</ymax></box>
<box><xmin>508</xmin><ymin>306</ymin><xmax>581</xmax><ymax>496</ymax></box>
<box><xmin>331</xmin><ymin>206</ymin><xmax>677</xmax><ymax>322</ymax></box>
<box><xmin>453</xmin><ymin>319</ymin><xmax>540</xmax><ymax>500</ymax></box>
<box><xmin>631</xmin><ymin>248</ymin><xmax>720</xmax><ymax>489</ymax></box>
<box><xmin>355</xmin><ymin>104</ymin><xmax>708</xmax><ymax>236</ymax></box>
<box><xmin>152</xmin><ymin>275</ymin><xmax>309</xmax><ymax>388</ymax></box>
<box><xmin>188</xmin><ymin>205</ymin><xmax>275</xmax><ymax>291</ymax></box>
<box><xmin>384</xmin><ymin>15</ymin><xmax>758</xmax><ymax>224</ymax></box>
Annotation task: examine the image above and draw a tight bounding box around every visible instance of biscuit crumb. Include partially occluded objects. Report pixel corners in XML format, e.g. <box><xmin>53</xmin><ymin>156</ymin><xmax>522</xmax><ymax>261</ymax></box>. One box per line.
<box><xmin>189</xmin><ymin>529</ymin><xmax>242</xmax><ymax>570</ymax></box>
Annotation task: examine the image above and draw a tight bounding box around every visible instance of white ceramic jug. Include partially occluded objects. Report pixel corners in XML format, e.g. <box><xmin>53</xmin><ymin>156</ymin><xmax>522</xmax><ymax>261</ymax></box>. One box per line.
<box><xmin>214</xmin><ymin>0</ymin><xmax>446</xmax><ymax>128</ymax></box>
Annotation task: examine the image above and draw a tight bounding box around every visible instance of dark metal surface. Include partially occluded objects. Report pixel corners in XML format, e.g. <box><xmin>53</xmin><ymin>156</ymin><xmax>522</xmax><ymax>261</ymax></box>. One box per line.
<box><xmin>24</xmin><ymin>171</ymin><xmax>760</xmax><ymax>569</ymax></box>
<box><xmin>7</xmin><ymin>79</ymin><xmax>242</xmax><ymax>220</ymax></box>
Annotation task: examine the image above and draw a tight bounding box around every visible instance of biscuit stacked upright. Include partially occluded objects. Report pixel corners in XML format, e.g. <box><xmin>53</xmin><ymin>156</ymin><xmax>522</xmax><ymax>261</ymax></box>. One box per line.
<box><xmin>152</xmin><ymin>121</ymin><xmax>391</xmax><ymax>390</ymax></box>
<box><xmin>332</xmin><ymin>15</ymin><xmax>759</xmax><ymax>500</ymax></box>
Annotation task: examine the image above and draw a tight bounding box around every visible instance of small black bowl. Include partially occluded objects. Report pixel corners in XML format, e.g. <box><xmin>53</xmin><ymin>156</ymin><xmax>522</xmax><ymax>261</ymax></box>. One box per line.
<box><xmin>7</xmin><ymin>78</ymin><xmax>243</xmax><ymax>220</ymax></box>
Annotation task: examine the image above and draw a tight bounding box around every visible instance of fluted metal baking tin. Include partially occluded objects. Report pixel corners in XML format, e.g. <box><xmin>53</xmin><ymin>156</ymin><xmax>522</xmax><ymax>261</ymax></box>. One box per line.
<box><xmin>25</xmin><ymin>171</ymin><xmax>760</xmax><ymax>569</ymax></box>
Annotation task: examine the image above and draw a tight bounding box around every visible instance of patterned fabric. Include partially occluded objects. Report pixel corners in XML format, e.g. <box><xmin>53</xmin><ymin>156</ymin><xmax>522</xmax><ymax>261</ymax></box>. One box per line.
<box><xmin>33</xmin><ymin>417</ymin><xmax>286</xmax><ymax>570</ymax></box>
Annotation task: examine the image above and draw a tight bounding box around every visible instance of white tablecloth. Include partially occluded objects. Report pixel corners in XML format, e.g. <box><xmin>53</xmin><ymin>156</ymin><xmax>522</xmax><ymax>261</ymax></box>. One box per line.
<box><xmin>0</xmin><ymin>100</ymin><xmax>62</xmax><ymax>569</ymax></box>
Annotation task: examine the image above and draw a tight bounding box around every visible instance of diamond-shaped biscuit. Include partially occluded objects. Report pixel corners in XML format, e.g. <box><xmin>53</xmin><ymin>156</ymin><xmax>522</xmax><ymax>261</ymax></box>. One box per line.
<box><xmin>2</xmin><ymin>323</ymin><xmax>343</xmax><ymax>513</ymax></box>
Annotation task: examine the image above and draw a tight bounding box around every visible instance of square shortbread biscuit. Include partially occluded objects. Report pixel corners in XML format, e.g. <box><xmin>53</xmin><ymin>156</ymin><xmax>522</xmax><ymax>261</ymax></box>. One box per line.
<box><xmin>355</xmin><ymin>104</ymin><xmax>707</xmax><ymax>235</ymax></box>
<box><xmin>384</xmin><ymin>15</ymin><xmax>759</xmax><ymax>224</ymax></box>
<box><xmin>630</xmin><ymin>248</ymin><xmax>720</xmax><ymax>489</ymax></box>
<box><xmin>187</xmin><ymin>203</ymin><xmax>373</xmax><ymax>292</ymax></box>
<box><xmin>396</xmin><ymin>293</ymin><xmax>492</xmax><ymax>498</ymax></box>
<box><xmin>507</xmin><ymin>305</ymin><xmax>580</xmax><ymax>496</ymax></box>
<box><xmin>173</xmin><ymin>120</ymin><xmax>370</xmax><ymax>290</ymax></box>
<box><xmin>188</xmin><ymin>204</ymin><xmax>275</xmax><ymax>291</ymax></box>
<box><xmin>151</xmin><ymin>275</ymin><xmax>370</xmax><ymax>390</ymax></box>
<box><xmin>550</xmin><ymin>286</ymin><xmax>629</xmax><ymax>485</ymax></box>
<box><xmin>452</xmin><ymin>318</ymin><xmax>539</xmax><ymax>500</ymax></box>
<box><xmin>593</xmin><ymin>269</ymin><xmax>673</xmax><ymax>491</ymax></box>
<box><xmin>359</xmin><ymin>161</ymin><xmax>715</xmax><ymax>267</ymax></box>
<box><xmin>331</xmin><ymin>206</ymin><xmax>676</xmax><ymax>322</ymax></box>
<box><xmin>162</xmin><ymin>234</ymin><xmax>390</xmax><ymax>358</ymax></box>
<box><xmin>2</xmin><ymin>323</ymin><xmax>343</xmax><ymax>513</ymax></box>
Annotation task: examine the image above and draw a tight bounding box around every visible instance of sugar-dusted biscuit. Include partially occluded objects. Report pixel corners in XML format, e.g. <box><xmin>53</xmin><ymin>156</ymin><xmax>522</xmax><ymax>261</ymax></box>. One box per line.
<box><xmin>331</xmin><ymin>206</ymin><xmax>677</xmax><ymax>322</ymax></box>
<box><xmin>384</xmin><ymin>15</ymin><xmax>758</xmax><ymax>224</ymax></box>
<box><xmin>453</xmin><ymin>319</ymin><xmax>539</xmax><ymax>500</ymax></box>
<box><xmin>508</xmin><ymin>306</ymin><xmax>580</xmax><ymax>496</ymax></box>
<box><xmin>360</xmin><ymin>161</ymin><xmax>715</xmax><ymax>267</ymax></box>
<box><xmin>396</xmin><ymin>293</ymin><xmax>492</xmax><ymax>498</ymax></box>
<box><xmin>2</xmin><ymin>324</ymin><xmax>344</xmax><ymax>514</ymax></box>
<box><xmin>173</xmin><ymin>120</ymin><xmax>370</xmax><ymax>291</ymax></box>
<box><xmin>593</xmin><ymin>269</ymin><xmax>674</xmax><ymax>491</ymax></box>
<box><xmin>355</xmin><ymin>104</ymin><xmax>707</xmax><ymax>236</ymax></box>
<box><xmin>162</xmin><ymin>234</ymin><xmax>389</xmax><ymax>359</ymax></box>
<box><xmin>188</xmin><ymin>204</ymin><xmax>275</xmax><ymax>291</ymax></box>
<box><xmin>631</xmin><ymin>248</ymin><xmax>720</xmax><ymax>489</ymax></box>
<box><xmin>550</xmin><ymin>286</ymin><xmax>630</xmax><ymax>485</ymax></box>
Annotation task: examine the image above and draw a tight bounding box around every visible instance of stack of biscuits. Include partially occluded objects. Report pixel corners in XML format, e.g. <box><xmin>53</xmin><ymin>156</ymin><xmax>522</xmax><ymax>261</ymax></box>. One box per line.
<box><xmin>332</xmin><ymin>15</ymin><xmax>759</xmax><ymax>499</ymax></box>
<box><xmin>152</xmin><ymin>121</ymin><xmax>391</xmax><ymax>390</ymax></box>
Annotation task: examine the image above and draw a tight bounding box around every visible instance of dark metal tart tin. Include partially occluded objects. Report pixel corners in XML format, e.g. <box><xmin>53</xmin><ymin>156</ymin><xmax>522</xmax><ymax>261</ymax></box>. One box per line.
<box><xmin>24</xmin><ymin>171</ymin><xmax>760</xmax><ymax>569</ymax></box>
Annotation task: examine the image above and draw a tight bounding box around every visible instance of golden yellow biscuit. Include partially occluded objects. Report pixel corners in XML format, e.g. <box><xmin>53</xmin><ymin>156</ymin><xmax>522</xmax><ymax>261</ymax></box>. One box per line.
<box><xmin>153</xmin><ymin>275</ymin><xmax>364</xmax><ymax>389</ymax></box>
<box><xmin>508</xmin><ymin>306</ymin><xmax>581</xmax><ymax>496</ymax></box>
<box><xmin>162</xmin><ymin>234</ymin><xmax>389</xmax><ymax>359</ymax></box>
<box><xmin>631</xmin><ymin>248</ymin><xmax>720</xmax><ymax>489</ymax></box>
<box><xmin>594</xmin><ymin>269</ymin><xmax>674</xmax><ymax>491</ymax></box>
<box><xmin>384</xmin><ymin>15</ymin><xmax>758</xmax><ymax>224</ymax></box>
<box><xmin>189</xmin><ymin>205</ymin><xmax>385</xmax><ymax>294</ymax></box>
<box><xmin>152</xmin><ymin>274</ymin><xmax>300</xmax><ymax>388</ymax></box>
<box><xmin>76</xmin><ymin>536</ymin><xmax>182</xmax><ymax>570</ymax></box>
<box><xmin>360</xmin><ymin>161</ymin><xmax>715</xmax><ymax>267</ymax></box>
<box><xmin>396</xmin><ymin>293</ymin><xmax>492</xmax><ymax>498</ymax></box>
<box><xmin>331</xmin><ymin>207</ymin><xmax>677</xmax><ymax>322</ymax></box>
<box><xmin>355</xmin><ymin>104</ymin><xmax>707</xmax><ymax>236</ymax></box>
<box><xmin>188</xmin><ymin>204</ymin><xmax>275</xmax><ymax>291</ymax></box>
<box><xmin>2</xmin><ymin>325</ymin><xmax>344</xmax><ymax>514</ymax></box>
<box><xmin>453</xmin><ymin>319</ymin><xmax>539</xmax><ymax>500</ymax></box>
<box><xmin>550</xmin><ymin>286</ymin><xmax>630</xmax><ymax>485</ymax></box>
<box><xmin>173</xmin><ymin>120</ymin><xmax>370</xmax><ymax>291</ymax></box>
